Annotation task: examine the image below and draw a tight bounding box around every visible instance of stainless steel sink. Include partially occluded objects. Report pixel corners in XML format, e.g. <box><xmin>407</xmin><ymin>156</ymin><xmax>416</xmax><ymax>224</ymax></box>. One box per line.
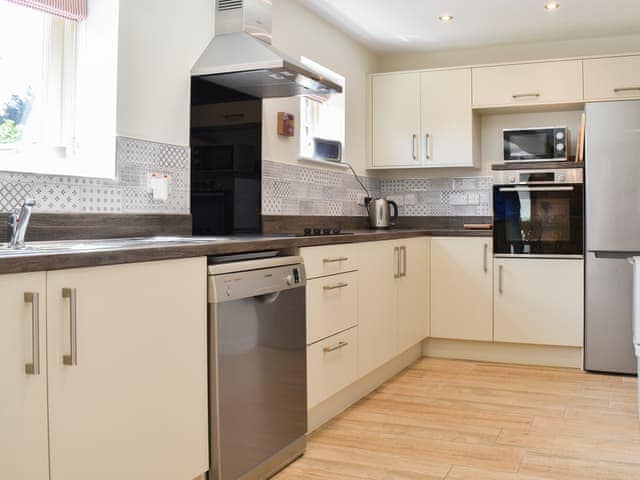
<box><xmin>0</xmin><ymin>236</ymin><xmax>224</xmax><ymax>257</ymax></box>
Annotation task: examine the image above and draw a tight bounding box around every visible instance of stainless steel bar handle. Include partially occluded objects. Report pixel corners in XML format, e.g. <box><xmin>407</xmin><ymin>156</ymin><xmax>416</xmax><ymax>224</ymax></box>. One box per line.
<box><xmin>412</xmin><ymin>134</ymin><xmax>417</xmax><ymax>160</ymax></box>
<box><xmin>483</xmin><ymin>244</ymin><xmax>488</xmax><ymax>273</ymax></box>
<box><xmin>323</xmin><ymin>341</ymin><xmax>348</xmax><ymax>353</ymax></box>
<box><xmin>614</xmin><ymin>87</ymin><xmax>640</xmax><ymax>93</ymax></box>
<box><xmin>425</xmin><ymin>133</ymin><xmax>431</xmax><ymax>160</ymax></box>
<box><xmin>498</xmin><ymin>265</ymin><xmax>504</xmax><ymax>294</ymax></box>
<box><xmin>323</xmin><ymin>282</ymin><xmax>349</xmax><ymax>291</ymax></box>
<box><xmin>62</xmin><ymin>288</ymin><xmax>78</xmax><ymax>366</ymax></box>
<box><xmin>499</xmin><ymin>186</ymin><xmax>574</xmax><ymax>192</ymax></box>
<box><xmin>512</xmin><ymin>93</ymin><xmax>540</xmax><ymax>99</ymax></box>
<box><xmin>401</xmin><ymin>246</ymin><xmax>407</xmax><ymax>277</ymax></box>
<box><xmin>323</xmin><ymin>257</ymin><xmax>349</xmax><ymax>263</ymax></box>
<box><xmin>24</xmin><ymin>292</ymin><xmax>40</xmax><ymax>375</ymax></box>
<box><xmin>394</xmin><ymin>247</ymin><xmax>401</xmax><ymax>278</ymax></box>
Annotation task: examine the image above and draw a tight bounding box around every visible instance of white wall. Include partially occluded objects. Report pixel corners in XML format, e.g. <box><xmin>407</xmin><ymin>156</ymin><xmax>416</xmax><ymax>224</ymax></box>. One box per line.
<box><xmin>116</xmin><ymin>0</ymin><xmax>215</xmax><ymax>146</ymax></box>
<box><xmin>378</xmin><ymin>33</ymin><xmax>640</xmax><ymax>72</ymax></box>
<box><xmin>262</xmin><ymin>0</ymin><xmax>379</xmax><ymax>175</ymax></box>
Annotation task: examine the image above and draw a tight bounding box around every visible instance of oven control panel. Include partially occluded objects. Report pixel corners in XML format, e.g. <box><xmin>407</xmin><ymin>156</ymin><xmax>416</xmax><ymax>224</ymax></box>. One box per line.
<box><xmin>493</xmin><ymin>168</ymin><xmax>583</xmax><ymax>185</ymax></box>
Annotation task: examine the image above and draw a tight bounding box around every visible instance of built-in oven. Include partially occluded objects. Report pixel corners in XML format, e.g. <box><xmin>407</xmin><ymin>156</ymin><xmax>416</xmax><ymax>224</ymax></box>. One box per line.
<box><xmin>493</xmin><ymin>168</ymin><xmax>584</xmax><ymax>256</ymax></box>
<box><xmin>503</xmin><ymin>127</ymin><xmax>568</xmax><ymax>162</ymax></box>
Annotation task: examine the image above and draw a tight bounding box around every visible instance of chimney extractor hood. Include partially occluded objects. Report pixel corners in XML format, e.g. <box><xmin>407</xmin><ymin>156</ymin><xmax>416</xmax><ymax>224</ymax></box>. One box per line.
<box><xmin>192</xmin><ymin>0</ymin><xmax>343</xmax><ymax>98</ymax></box>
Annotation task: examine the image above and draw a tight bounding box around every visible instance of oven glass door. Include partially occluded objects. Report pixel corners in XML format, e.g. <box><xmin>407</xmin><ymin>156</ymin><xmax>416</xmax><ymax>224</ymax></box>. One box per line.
<box><xmin>493</xmin><ymin>183</ymin><xmax>583</xmax><ymax>255</ymax></box>
<box><xmin>504</xmin><ymin>129</ymin><xmax>555</xmax><ymax>161</ymax></box>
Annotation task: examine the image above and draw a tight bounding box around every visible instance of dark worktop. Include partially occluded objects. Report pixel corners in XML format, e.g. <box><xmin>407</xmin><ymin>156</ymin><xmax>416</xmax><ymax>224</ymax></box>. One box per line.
<box><xmin>0</xmin><ymin>228</ymin><xmax>492</xmax><ymax>275</ymax></box>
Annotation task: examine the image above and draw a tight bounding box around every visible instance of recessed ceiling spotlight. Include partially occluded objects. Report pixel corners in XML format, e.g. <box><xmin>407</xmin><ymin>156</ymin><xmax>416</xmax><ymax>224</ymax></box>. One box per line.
<box><xmin>544</xmin><ymin>2</ymin><xmax>560</xmax><ymax>10</ymax></box>
<box><xmin>438</xmin><ymin>14</ymin><xmax>454</xmax><ymax>22</ymax></box>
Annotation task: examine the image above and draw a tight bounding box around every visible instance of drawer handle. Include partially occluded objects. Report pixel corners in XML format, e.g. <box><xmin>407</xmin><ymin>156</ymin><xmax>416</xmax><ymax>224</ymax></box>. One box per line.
<box><xmin>614</xmin><ymin>87</ymin><xmax>640</xmax><ymax>93</ymax></box>
<box><xmin>323</xmin><ymin>282</ymin><xmax>349</xmax><ymax>291</ymax></box>
<box><xmin>62</xmin><ymin>288</ymin><xmax>78</xmax><ymax>366</ymax></box>
<box><xmin>512</xmin><ymin>93</ymin><xmax>540</xmax><ymax>99</ymax></box>
<box><xmin>323</xmin><ymin>257</ymin><xmax>349</xmax><ymax>263</ymax></box>
<box><xmin>24</xmin><ymin>292</ymin><xmax>40</xmax><ymax>376</ymax></box>
<box><xmin>323</xmin><ymin>341</ymin><xmax>349</xmax><ymax>353</ymax></box>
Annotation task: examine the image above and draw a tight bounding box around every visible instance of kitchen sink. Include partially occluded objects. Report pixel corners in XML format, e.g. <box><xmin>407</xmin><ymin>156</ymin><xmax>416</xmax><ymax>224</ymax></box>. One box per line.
<box><xmin>0</xmin><ymin>236</ymin><xmax>224</xmax><ymax>257</ymax></box>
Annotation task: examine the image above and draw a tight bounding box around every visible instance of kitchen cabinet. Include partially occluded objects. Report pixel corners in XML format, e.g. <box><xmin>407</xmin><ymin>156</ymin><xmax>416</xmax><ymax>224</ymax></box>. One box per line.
<box><xmin>307</xmin><ymin>271</ymin><xmax>358</xmax><ymax>344</ymax></box>
<box><xmin>583</xmin><ymin>55</ymin><xmax>640</xmax><ymax>101</ymax></box>
<box><xmin>493</xmin><ymin>258</ymin><xmax>583</xmax><ymax>347</ymax></box>
<box><xmin>307</xmin><ymin>327</ymin><xmax>359</xmax><ymax>409</ymax></box>
<box><xmin>300</xmin><ymin>243</ymin><xmax>358</xmax><ymax>279</ymax></box>
<box><xmin>371</xmin><ymin>69</ymin><xmax>477</xmax><ymax>169</ymax></box>
<box><xmin>420</xmin><ymin>69</ymin><xmax>477</xmax><ymax>167</ymax></box>
<box><xmin>357</xmin><ymin>238</ymin><xmax>428</xmax><ymax>375</ymax></box>
<box><xmin>430</xmin><ymin>237</ymin><xmax>493</xmax><ymax>341</ymax></box>
<box><xmin>46</xmin><ymin>258</ymin><xmax>209</xmax><ymax>480</ymax></box>
<box><xmin>0</xmin><ymin>272</ymin><xmax>49</xmax><ymax>480</ymax></box>
<box><xmin>472</xmin><ymin>60</ymin><xmax>583</xmax><ymax>107</ymax></box>
<box><xmin>397</xmin><ymin>238</ymin><xmax>430</xmax><ymax>351</ymax></box>
<box><xmin>371</xmin><ymin>72</ymin><xmax>422</xmax><ymax>168</ymax></box>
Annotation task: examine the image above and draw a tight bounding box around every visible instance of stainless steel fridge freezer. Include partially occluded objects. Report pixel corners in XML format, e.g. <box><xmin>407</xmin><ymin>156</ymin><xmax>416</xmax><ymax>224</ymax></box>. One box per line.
<box><xmin>585</xmin><ymin>100</ymin><xmax>640</xmax><ymax>374</ymax></box>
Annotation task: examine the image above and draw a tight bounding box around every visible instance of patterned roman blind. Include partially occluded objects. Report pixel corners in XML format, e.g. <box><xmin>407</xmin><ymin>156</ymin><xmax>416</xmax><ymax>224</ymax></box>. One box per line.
<box><xmin>6</xmin><ymin>0</ymin><xmax>87</xmax><ymax>20</ymax></box>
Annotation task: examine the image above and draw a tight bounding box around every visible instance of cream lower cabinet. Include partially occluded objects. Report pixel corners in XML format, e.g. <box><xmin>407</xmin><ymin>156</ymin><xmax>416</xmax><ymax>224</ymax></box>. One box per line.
<box><xmin>430</xmin><ymin>237</ymin><xmax>493</xmax><ymax>341</ymax></box>
<box><xmin>358</xmin><ymin>238</ymin><xmax>428</xmax><ymax>375</ymax></box>
<box><xmin>46</xmin><ymin>258</ymin><xmax>209</xmax><ymax>480</ymax></box>
<box><xmin>494</xmin><ymin>258</ymin><xmax>583</xmax><ymax>347</ymax></box>
<box><xmin>0</xmin><ymin>258</ymin><xmax>209</xmax><ymax>480</ymax></box>
<box><xmin>0</xmin><ymin>272</ymin><xmax>49</xmax><ymax>480</ymax></box>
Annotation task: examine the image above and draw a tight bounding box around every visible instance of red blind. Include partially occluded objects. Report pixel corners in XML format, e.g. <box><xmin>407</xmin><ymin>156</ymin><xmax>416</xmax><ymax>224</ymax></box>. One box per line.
<box><xmin>7</xmin><ymin>0</ymin><xmax>87</xmax><ymax>21</ymax></box>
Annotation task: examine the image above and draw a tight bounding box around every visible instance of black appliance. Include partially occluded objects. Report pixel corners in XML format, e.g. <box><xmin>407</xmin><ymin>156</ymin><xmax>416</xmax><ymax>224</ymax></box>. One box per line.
<box><xmin>503</xmin><ymin>127</ymin><xmax>568</xmax><ymax>162</ymax></box>
<box><xmin>493</xmin><ymin>168</ymin><xmax>584</xmax><ymax>256</ymax></box>
<box><xmin>190</xmin><ymin>78</ymin><xmax>262</xmax><ymax>235</ymax></box>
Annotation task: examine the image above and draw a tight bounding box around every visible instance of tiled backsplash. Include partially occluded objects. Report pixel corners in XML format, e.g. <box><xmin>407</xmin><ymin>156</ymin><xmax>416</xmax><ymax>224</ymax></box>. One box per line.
<box><xmin>0</xmin><ymin>137</ymin><xmax>190</xmax><ymax>214</ymax></box>
<box><xmin>262</xmin><ymin>159</ymin><xmax>492</xmax><ymax>217</ymax></box>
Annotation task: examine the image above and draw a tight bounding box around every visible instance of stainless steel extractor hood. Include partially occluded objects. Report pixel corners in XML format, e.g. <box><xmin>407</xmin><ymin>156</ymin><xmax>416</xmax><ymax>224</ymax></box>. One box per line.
<box><xmin>192</xmin><ymin>0</ymin><xmax>343</xmax><ymax>98</ymax></box>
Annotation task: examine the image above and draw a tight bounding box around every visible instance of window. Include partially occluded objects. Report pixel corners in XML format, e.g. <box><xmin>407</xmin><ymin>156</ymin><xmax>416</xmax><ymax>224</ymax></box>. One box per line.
<box><xmin>299</xmin><ymin>57</ymin><xmax>346</xmax><ymax>162</ymax></box>
<box><xmin>0</xmin><ymin>0</ymin><xmax>78</xmax><ymax>175</ymax></box>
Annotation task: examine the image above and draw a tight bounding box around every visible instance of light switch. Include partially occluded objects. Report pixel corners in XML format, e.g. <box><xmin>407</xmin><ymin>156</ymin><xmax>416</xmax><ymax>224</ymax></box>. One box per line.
<box><xmin>467</xmin><ymin>193</ymin><xmax>480</xmax><ymax>205</ymax></box>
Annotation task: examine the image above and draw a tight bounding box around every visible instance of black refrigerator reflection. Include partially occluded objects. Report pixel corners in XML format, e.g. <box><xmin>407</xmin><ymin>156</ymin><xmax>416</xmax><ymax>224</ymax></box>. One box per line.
<box><xmin>493</xmin><ymin>182</ymin><xmax>584</xmax><ymax>256</ymax></box>
<box><xmin>190</xmin><ymin>78</ymin><xmax>262</xmax><ymax>235</ymax></box>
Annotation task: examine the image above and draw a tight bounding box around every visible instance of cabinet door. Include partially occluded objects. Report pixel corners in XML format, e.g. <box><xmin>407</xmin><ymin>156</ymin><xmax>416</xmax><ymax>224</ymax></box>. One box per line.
<box><xmin>472</xmin><ymin>60</ymin><xmax>583</xmax><ymax>107</ymax></box>
<box><xmin>421</xmin><ymin>69</ymin><xmax>476</xmax><ymax>167</ymax></box>
<box><xmin>46</xmin><ymin>258</ymin><xmax>209</xmax><ymax>480</ymax></box>
<box><xmin>0</xmin><ymin>272</ymin><xmax>49</xmax><ymax>480</ymax></box>
<box><xmin>357</xmin><ymin>240</ymin><xmax>399</xmax><ymax>375</ymax></box>
<box><xmin>397</xmin><ymin>238</ymin><xmax>429</xmax><ymax>351</ymax></box>
<box><xmin>584</xmin><ymin>56</ymin><xmax>640</xmax><ymax>101</ymax></box>
<box><xmin>430</xmin><ymin>237</ymin><xmax>493</xmax><ymax>341</ymax></box>
<box><xmin>494</xmin><ymin>258</ymin><xmax>583</xmax><ymax>346</ymax></box>
<box><xmin>372</xmin><ymin>72</ymin><xmax>421</xmax><ymax>168</ymax></box>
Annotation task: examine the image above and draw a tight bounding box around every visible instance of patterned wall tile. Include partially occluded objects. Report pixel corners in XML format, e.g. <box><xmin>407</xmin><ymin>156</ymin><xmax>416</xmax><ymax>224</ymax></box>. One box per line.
<box><xmin>0</xmin><ymin>137</ymin><xmax>190</xmax><ymax>214</ymax></box>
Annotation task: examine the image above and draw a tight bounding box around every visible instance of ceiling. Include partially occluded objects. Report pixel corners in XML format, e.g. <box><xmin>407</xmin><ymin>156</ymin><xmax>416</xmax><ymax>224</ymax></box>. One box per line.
<box><xmin>299</xmin><ymin>0</ymin><xmax>640</xmax><ymax>54</ymax></box>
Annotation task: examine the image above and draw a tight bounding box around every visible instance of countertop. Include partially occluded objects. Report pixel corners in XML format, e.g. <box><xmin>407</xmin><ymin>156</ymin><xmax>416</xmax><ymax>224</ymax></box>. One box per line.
<box><xmin>0</xmin><ymin>228</ymin><xmax>492</xmax><ymax>275</ymax></box>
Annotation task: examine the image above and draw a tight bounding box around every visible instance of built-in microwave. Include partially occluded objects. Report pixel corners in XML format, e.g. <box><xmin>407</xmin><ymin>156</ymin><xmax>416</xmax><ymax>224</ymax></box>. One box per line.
<box><xmin>493</xmin><ymin>168</ymin><xmax>584</xmax><ymax>256</ymax></box>
<box><xmin>503</xmin><ymin>127</ymin><xmax>568</xmax><ymax>162</ymax></box>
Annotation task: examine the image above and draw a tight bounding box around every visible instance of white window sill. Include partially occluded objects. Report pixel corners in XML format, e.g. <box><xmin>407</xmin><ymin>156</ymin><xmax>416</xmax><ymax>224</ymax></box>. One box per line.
<box><xmin>299</xmin><ymin>157</ymin><xmax>349</xmax><ymax>169</ymax></box>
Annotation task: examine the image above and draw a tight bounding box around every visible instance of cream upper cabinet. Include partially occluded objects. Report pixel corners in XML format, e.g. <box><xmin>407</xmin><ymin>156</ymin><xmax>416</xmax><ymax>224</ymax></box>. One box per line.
<box><xmin>583</xmin><ymin>56</ymin><xmax>640</xmax><ymax>101</ymax></box>
<box><xmin>472</xmin><ymin>60</ymin><xmax>583</xmax><ymax>107</ymax></box>
<box><xmin>372</xmin><ymin>72</ymin><xmax>422</xmax><ymax>168</ymax></box>
<box><xmin>430</xmin><ymin>237</ymin><xmax>493</xmax><ymax>341</ymax></box>
<box><xmin>494</xmin><ymin>258</ymin><xmax>583</xmax><ymax>347</ymax></box>
<box><xmin>397</xmin><ymin>238</ymin><xmax>429</xmax><ymax>351</ymax></box>
<box><xmin>357</xmin><ymin>240</ymin><xmax>399</xmax><ymax>375</ymax></box>
<box><xmin>0</xmin><ymin>272</ymin><xmax>49</xmax><ymax>480</ymax></box>
<box><xmin>46</xmin><ymin>258</ymin><xmax>209</xmax><ymax>480</ymax></box>
<box><xmin>421</xmin><ymin>68</ymin><xmax>477</xmax><ymax>167</ymax></box>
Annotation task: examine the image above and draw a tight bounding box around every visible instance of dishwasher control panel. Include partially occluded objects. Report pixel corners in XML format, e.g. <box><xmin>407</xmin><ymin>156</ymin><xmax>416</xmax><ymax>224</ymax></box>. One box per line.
<box><xmin>211</xmin><ymin>263</ymin><xmax>306</xmax><ymax>303</ymax></box>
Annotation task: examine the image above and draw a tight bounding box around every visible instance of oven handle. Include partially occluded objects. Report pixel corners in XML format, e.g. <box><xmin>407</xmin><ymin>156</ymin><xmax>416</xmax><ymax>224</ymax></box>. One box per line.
<box><xmin>498</xmin><ymin>186</ymin><xmax>574</xmax><ymax>192</ymax></box>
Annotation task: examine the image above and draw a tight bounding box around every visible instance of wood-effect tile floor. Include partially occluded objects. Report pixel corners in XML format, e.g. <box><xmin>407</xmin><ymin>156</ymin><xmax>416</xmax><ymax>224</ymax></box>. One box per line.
<box><xmin>275</xmin><ymin>358</ymin><xmax>640</xmax><ymax>480</ymax></box>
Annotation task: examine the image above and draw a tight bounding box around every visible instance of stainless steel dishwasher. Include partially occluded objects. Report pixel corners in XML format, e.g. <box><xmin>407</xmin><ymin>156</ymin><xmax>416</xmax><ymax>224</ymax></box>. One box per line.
<box><xmin>208</xmin><ymin>255</ymin><xmax>307</xmax><ymax>480</ymax></box>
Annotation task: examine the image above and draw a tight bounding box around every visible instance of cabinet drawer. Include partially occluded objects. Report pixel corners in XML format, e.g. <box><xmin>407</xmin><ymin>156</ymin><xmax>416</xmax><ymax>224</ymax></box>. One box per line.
<box><xmin>584</xmin><ymin>56</ymin><xmax>640</xmax><ymax>101</ymax></box>
<box><xmin>307</xmin><ymin>271</ymin><xmax>358</xmax><ymax>344</ymax></box>
<box><xmin>472</xmin><ymin>60</ymin><xmax>583</xmax><ymax>107</ymax></box>
<box><xmin>299</xmin><ymin>244</ymin><xmax>358</xmax><ymax>279</ymax></box>
<box><xmin>307</xmin><ymin>327</ymin><xmax>358</xmax><ymax>409</ymax></box>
